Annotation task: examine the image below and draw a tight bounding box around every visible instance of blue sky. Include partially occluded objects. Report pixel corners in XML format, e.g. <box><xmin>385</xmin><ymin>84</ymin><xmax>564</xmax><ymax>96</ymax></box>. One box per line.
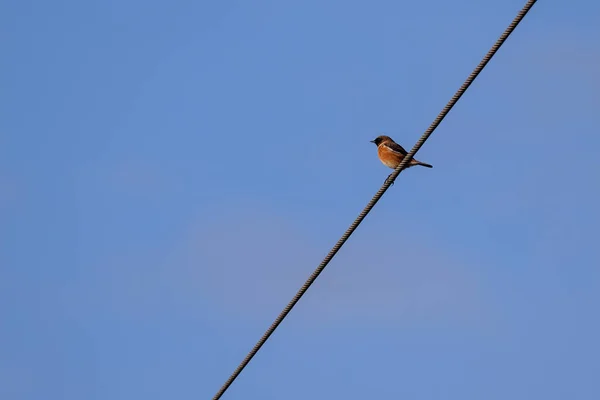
<box><xmin>2</xmin><ymin>0</ymin><xmax>599</xmax><ymax>399</ymax></box>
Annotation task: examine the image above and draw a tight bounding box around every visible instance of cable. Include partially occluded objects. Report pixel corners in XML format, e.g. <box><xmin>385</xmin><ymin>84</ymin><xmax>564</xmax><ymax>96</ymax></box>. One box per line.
<box><xmin>212</xmin><ymin>1</ymin><xmax>538</xmax><ymax>398</ymax></box>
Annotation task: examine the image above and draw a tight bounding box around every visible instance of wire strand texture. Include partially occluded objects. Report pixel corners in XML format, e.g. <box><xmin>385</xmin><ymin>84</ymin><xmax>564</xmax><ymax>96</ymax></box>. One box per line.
<box><xmin>212</xmin><ymin>1</ymin><xmax>538</xmax><ymax>398</ymax></box>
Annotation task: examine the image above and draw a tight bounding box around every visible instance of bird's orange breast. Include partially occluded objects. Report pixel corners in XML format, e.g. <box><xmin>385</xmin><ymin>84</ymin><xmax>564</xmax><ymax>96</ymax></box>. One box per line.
<box><xmin>377</xmin><ymin>145</ymin><xmax>403</xmax><ymax>169</ymax></box>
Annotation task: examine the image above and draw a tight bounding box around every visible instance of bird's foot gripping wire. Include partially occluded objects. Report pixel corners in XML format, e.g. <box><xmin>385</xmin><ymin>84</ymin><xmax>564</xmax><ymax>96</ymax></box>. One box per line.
<box><xmin>384</xmin><ymin>173</ymin><xmax>395</xmax><ymax>186</ymax></box>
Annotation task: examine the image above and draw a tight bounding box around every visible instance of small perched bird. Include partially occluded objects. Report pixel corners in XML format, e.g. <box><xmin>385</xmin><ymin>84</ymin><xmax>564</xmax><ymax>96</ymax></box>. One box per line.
<box><xmin>371</xmin><ymin>135</ymin><xmax>432</xmax><ymax>184</ymax></box>
<box><xmin>371</xmin><ymin>135</ymin><xmax>433</xmax><ymax>170</ymax></box>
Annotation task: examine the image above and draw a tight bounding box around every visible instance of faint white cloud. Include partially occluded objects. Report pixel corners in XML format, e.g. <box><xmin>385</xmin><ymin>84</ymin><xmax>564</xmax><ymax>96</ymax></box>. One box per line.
<box><xmin>59</xmin><ymin>203</ymin><xmax>485</xmax><ymax>325</ymax></box>
<box><xmin>166</xmin><ymin>206</ymin><xmax>485</xmax><ymax>325</ymax></box>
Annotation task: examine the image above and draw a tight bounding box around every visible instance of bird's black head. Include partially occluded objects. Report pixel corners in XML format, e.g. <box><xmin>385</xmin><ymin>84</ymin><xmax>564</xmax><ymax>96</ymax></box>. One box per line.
<box><xmin>370</xmin><ymin>135</ymin><xmax>392</xmax><ymax>146</ymax></box>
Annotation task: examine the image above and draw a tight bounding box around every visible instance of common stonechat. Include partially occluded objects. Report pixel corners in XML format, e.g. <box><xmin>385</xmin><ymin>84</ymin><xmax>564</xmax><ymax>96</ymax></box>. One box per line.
<box><xmin>371</xmin><ymin>135</ymin><xmax>432</xmax><ymax>183</ymax></box>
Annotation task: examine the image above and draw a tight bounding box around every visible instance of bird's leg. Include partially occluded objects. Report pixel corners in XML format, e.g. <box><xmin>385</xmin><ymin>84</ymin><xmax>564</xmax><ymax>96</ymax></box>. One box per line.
<box><xmin>384</xmin><ymin>173</ymin><xmax>395</xmax><ymax>186</ymax></box>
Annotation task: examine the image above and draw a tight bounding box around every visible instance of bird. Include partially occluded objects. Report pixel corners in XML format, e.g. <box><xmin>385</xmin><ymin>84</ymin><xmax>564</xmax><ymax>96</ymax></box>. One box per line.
<box><xmin>370</xmin><ymin>135</ymin><xmax>432</xmax><ymax>184</ymax></box>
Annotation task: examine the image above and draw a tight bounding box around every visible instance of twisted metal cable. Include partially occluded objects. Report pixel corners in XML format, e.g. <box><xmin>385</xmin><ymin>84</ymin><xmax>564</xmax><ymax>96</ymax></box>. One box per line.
<box><xmin>212</xmin><ymin>1</ymin><xmax>537</xmax><ymax>398</ymax></box>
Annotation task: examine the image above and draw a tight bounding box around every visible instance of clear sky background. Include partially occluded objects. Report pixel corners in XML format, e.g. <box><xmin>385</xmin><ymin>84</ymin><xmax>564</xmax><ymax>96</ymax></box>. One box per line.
<box><xmin>2</xmin><ymin>0</ymin><xmax>599</xmax><ymax>399</ymax></box>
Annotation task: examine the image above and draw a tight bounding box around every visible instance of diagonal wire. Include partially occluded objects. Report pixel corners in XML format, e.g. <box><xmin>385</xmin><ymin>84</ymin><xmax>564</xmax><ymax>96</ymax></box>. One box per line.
<box><xmin>212</xmin><ymin>1</ymin><xmax>537</xmax><ymax>398</ymax></box>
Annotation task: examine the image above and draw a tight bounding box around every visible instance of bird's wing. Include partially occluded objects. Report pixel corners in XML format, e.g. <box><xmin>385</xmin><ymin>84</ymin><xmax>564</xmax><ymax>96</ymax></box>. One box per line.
<box><xmin>384</xmin><ymin>141</ymin><xmax>408</xmax><ymax>155</ymax></box>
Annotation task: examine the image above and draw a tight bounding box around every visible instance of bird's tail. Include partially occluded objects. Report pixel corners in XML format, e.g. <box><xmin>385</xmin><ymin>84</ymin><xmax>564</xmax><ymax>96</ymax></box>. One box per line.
<box><xmin>414</xmin><ymin>160</ymin><xmax>433</xmax><ymax>168</ymax></box>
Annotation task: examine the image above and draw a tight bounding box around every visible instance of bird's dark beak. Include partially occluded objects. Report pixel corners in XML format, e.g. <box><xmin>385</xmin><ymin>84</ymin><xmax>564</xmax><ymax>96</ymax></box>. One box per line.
<box><xmin>370</xmin><ymin>139</ymin><xmax>376</xmax><ymax>143</ymax></box>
